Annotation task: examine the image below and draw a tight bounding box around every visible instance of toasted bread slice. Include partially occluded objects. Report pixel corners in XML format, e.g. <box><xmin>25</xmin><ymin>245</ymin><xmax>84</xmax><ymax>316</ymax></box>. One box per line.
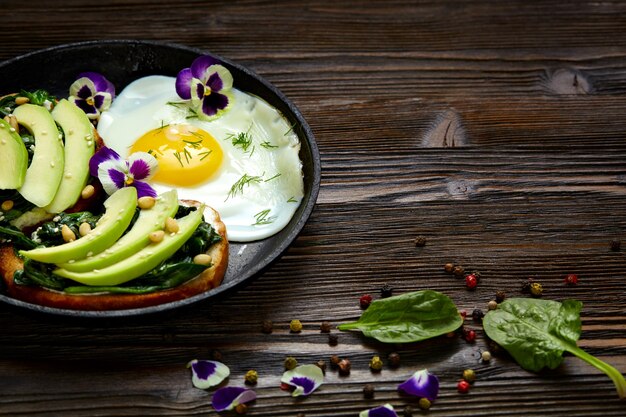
<box><xmin>0</xmin><ymin>201</ymin><xmax>228</xmax><ymax>311</ymax></box>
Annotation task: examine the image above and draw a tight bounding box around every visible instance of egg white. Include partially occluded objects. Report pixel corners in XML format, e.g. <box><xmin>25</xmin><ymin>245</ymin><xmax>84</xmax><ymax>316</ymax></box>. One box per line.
<box><xmin>97</xmin><ymin>75</ymin><xmax>304</xmax><ymax>242</ymax></box>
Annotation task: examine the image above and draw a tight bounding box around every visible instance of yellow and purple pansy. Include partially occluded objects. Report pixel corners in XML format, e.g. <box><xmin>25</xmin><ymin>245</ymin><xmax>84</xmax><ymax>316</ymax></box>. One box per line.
<box><xmin>186</xmin><ymin>359</ymin><xmax>230</xmax><ymax>389</ymax></box>
<box><xmin>397</xmin><ymin>369</ymin><xmax>439</xmax><ymax>401</ymax></box>
<box><xmin>360</xmin><ymin>404</ymin><xmax>398</xmax><ymax>417</ymax></box>
<box><xmin>211</xmin><ymin>386</ymin><xmax>257</xmax><ymax>412</ymax></box>
<box><xmin>175</xmin><ymin>55</ymin><xmax>234</xmax><ymax>120</ymax></box>
<box><xmin>280</xmin><ymin>364</ymin><xmax>324</xmax><ymax>397</ymax></box>
<box><xmin>69</xmin><ymin>72</ymin><xmax>115</xmax><ymax>120</ymax></box>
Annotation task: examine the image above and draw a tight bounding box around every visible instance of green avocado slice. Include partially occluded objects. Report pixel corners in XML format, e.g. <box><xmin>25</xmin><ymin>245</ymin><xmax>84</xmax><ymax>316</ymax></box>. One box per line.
<box><xmin>14</xmin><ymin>104</ymin><xmax>64</xmax><ymax>207</ymax></box>
<box><xmin>58</xmin><ymin>190</ymin><xmax>179</xmax><ymax>272</ymax></box>
<box><xmin>45</xmin><ymin>99</ymin><xmax>95</xmax><ymax>213</ymax></box>
<box><xmin>0</xmin><ymin>119</ymin><xmax>28</xmax><ymax>189</ymax></box>
<box><xmin>54</xmin><ymin>204</ymin><xmax>205</xmax><ymax>286</ymax></box>
<box><xmin>21</xmin><ymin>187</ymin><xmax>137</xmax><ymax>264</ymax></box>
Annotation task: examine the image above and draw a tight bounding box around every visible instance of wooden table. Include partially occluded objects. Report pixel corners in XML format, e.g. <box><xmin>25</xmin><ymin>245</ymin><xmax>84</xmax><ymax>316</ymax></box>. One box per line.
<box><xmin>1</xmin><ymin>1</ymin><xmax>625</xmax><ymax>415</ymax></box>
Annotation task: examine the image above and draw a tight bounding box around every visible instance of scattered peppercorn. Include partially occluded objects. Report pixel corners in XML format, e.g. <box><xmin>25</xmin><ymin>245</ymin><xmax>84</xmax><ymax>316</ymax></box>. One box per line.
<box><xmin>471</xmin><ymin>270</ymin><xmax>482</xmax><ymax>282</ymax></box>
<box><xmin>261</xmin><ymin>319</ymin><xmax>273</xmax><ymax>334</ymax></box>
<box><xmin>402</xmin><ymin>405</ymin><xmax>414</xmax><ymax>417</ymax></box>
<box><xmin>472</xmin><ymin>308</ymin><xmax>484</xmax><ymax>322</ymax></box>
<box><xmin>418</xmin><ymin>398</ymin><xmax>431</xmax><ymax>410</ymax></box>
<box><xmin>244</xmin><ymin>370</ymin><xmax>258</xmax><ymax>385</ymax></box>
<box><xmin>235</xmin><ymin>403</ymin><xmax>248</xmax><ymax>414</ymax></box>
<box><xmin>465</xmin><ymin>273</ymin><xmax>478</xmax><ymax>290</ymax></box>
<box><xmin>610</xmin><ymin>239</ymin><xmax>621</xmax><ymax>251</ymax></box>
<box><xmin>320</xmin><ymin>321</ymin><xmax>332</xmax><ymax>333</ymax></box>
<box><xmin>290</xmin><ymin>319</ymin><xmax>303</xmax><ymax>333</ymax></box>
<box><xmin>363</xmin><ymin>383</ymin><xmax>375</xmax><ymax>399</ymax></box>
<box><xmin>330</xmin><ymin>355</ymin><xmax>341</xmax><ymax>368</ymax></box>
<box><xmin>328</xmin><ymin>334</ymin><xmax>339</xmax><ymax>346</ymax></box>
<box><xmin>444</xmin><ymin>263</ymin><xmax>455</xmax><ymax>273</ymax></box>
<box><xmin>457</xmin><ymin>379</ymin><xmax>471</xmax><ymax>393</ymax></box>
<box><xmin>481</xmin><ymin>350</ymin><xmax>492</xmax><ymax>362</ymax></box>
<box><xmin>360</xmin><ymin>294</ymin><xmax>373</xmax><ymax>309</ymax></box>
<box><xmin>380</xmin><ymin>283</ymin><xmax>393</xmax><ymax>298</ymax></box>
<box><xmin>388</xmin><ymin>352</ymin><xmax>401</xmax><ymax>368</ymax></box>
<box><xmin>521</xmin><ymin>277</ymin><xmax>534</xmax><ymax>293</ymax></box>
<box><xmin>453</xmin><ymin>265</ymin><xmax>465</xmax><ymax>277</ymax></box>
<box><xmin>459</xmin><ymin>309</ymin><xmax>467</xmax><ymax>319</ymax></box>
<box><xmin>565</xmin><ymin>274</ymin><xmax>579</xmax><ymax>286</ymax></box>
<box><xmin>211</xmin><ymin>350</ymin><xmax>223</xmax><ymax>361</ymax></box>
<box><xmin>338</xmin><ymin>358</ymin><xmax>351</xmax><ymax>375</ymax></box>
<box><xmin>280</xmin><ymin>382</ymin><xmax>291</xmax><ymax>391</ymax></box>
<box><xmin>530</xmin><ymin>282</ymin><xmax>543</xmax><ymax>297</ymax></box>
<box><xmin>414</xmin><ymin>236</ymin><xmax>427</xmax><ymax>247</ymax></box>
<box><xmin>369</xmin><ymin>355</ymin><xmax>383</xmax><ymax>372</ymax></box>
<box><xmin>495</xmin><ymin>290</ymin><xmax>506</xmax><ymax>303</ymax></box>
<box><xmin>315</xmin><ymin>359</ymin><xmax>327</xmax><ymax>374</ymax></box>
<box><xmin>462</xmin><ymin>369</ymin><xmax>476</xmax><ymax>383</ymax></box>
<box><xmin>284</xmin><ymin>356</ymin><xmax>298</xmax><ymax>370</ymax></box>
<box><xmin>487</xmin><ymin>300</ymin><xmax>498</xmax><ymax>310</ymax></box>
<box><xmin>463</xmin><ymin>328</ymin><xmax>477</xmax><ymax>343</ymax></box>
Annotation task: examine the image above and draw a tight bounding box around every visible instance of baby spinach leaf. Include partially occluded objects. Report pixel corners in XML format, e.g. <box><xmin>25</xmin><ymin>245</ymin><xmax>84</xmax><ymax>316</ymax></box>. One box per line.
<box><xmin>337</xmin><ymin>290</ymin><xmax>463</xmax><ymax>343</ymax></box>
<box><xmin>484</xmin><ymin>298</ymin><xmax>626</xmax><ymax>399</ymax></box>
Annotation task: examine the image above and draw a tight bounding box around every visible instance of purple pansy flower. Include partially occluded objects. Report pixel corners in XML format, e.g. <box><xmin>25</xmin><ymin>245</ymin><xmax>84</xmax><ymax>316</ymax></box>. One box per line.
<box><xmin>187</xmin><ymin>359</ymin><xmax>230</xmax><ymax>390</ymax></box>
<box><xmin>69</xmin><ymin>72</ymin><xmax>115</xmax><ymax>119</ymax></box>
<box><xmin>280</xmin><ymin>364</ymin><xmax>324</xmax><ymax>397</ymax></box>
<box><xmin>359</xmin><ymin>404</ymin><xmax>398</xmax><ymax>417</ymax></box>
<box><xmin>175</xmin><ymin>55</ymin><xmax>233</xmax><ymax>120</ymax></box>
<box><xmin>397</xmin><ymin>369</ymin><xmax>439</xmax><ymax>401</ymax></box>
<box><xmin>89</xmin><ymin>146</ymin><xmax>158</xmax><ymax>199</ymax></box>
<box><xmin>212</xmin><ymin>387</ymin><xmax>257</xmax><ymax>412</ymax></box>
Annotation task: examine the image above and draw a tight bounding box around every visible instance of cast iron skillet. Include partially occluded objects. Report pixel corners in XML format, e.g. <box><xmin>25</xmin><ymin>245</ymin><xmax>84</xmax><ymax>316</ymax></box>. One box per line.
<box><xmin>0</xmin><ymin>40</ymin><xmax>320</xmax><ymax>318</ymax></box>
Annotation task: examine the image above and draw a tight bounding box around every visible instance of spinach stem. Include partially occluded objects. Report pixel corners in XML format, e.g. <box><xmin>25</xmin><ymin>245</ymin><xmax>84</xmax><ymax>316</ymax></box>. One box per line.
<box><xmin>566</xmin><ymin>344</ymin><xmax>626</xmax><ymax>399</ymax></box>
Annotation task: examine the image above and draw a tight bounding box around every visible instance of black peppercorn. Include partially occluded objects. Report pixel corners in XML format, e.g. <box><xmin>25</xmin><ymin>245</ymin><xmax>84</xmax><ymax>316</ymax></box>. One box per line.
<box><xmin>472</xmin><ymin>308</ymin><xmax>484</xmax><ymax>322</ymax></box>
<box><xmin>521</xmin><ymin>278</ymin><xmax>534</xmax><ymax>293</ymax></box>
<box><xmin>444</xmin><ymin>263</ymin><xmax>455</xmax><ymax>273</ymax></box>
<box><xmin>380</xmin><ymin>283</ymin><xmax>393</xmax><ymax>298</ymax></box>
<box><xmin>388</xmin><ymin>352</ymin><xmax>401</xmax><ymax>367</ymax></box>
<box><xmin>495</xmin><ymin>290</ymin><xmax>506</xmax><ymax>303</ymax></box>
<box><xmin>338</xmin><ymin>358</ymin><xmax>351</xmax><ymax>375</ymax></box>
<box><xmin>235</xmin><ymin>403</ymin><xmax>247</xmax><ymax>414</ymax></box>
<box><xmin>330</xmin><ymin>355</ymin><xmax>341</xmax><ymax>368</ymax></box>
<box><xmin>403</xmin><ymin>405</ymin><xmax>414</xmax><ymax>417</ymax></box>
<box><xmin>261</xmin><ymin>319</ymin><xmax>273</xmax><ymax>334</ymax></box>
<box><xmin>363</xmin><ymin>383</ymin><xmax>375</xmax><ymax>399</ymax></box>
<box><xmin>453</xmin><ymin>265</ymin><xmax>465</xmax><ymax>277</ymax></box>
<box><xmin>320</xmin><ymin>321</ymin><xmax>332</xmax><ymax>333</ymax></box>
<box><xmin>328</xmin><ymin>334</ymin><xmax>338</xmax><ymax>346</ymax></box>
<box><xmin>315</xmin><ymin>359</ymin><xmax>327</xmax><ymax>374</ymax></box>
<box><xmin>610</xmin><ymin>239</ymin><xmax>621</xmax><ymax>251</ymax></box>
<box><xmin>414</xmin><ymin>236</ymin><xmax>426</xmax><ymax>247</ymax></box>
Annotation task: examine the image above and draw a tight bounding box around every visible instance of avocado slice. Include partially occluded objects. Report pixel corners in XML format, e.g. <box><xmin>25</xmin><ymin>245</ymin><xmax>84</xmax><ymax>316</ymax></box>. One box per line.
<box><xmin>54</xmin><ymin>204</ymin><xmax>205</xmax><ymax>286</ymax></box>
<box><xmin>14</xmin><ymin>104</ymin><xmax>64</xmax><ymax>207</ymax></box>
<box><xmin>21</xmin><ymin>187</ymin><xmax>137</xmax><ymax>264</ymax></box>
<box><xmin>58</xmin><ymin>190</ymin><xmax>179</xmax><ymax>272</ymax></box>
<box><xmin>0</xmin><ymin>119</ymin><xmax>28</xmax><ymax>189</ymax></box>
<box><xmin>45</xmin><ymin>99</ymin><xmax>95</xmax><ymax>213</ymax></box>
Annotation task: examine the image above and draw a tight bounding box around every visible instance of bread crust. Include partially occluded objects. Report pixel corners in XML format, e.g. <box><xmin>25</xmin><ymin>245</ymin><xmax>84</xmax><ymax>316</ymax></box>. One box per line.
<box><xmin>0</xmin><ymin>203</ymin><xmax>228</xmax><ymax>311</ymax></box>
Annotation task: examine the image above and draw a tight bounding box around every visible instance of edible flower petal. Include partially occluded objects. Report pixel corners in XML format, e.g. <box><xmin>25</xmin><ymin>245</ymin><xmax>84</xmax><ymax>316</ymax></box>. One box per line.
<box><xmin>211</xmin><ymin>386</ymin><xmax>257</xmax><ymax>412</ymax></box>
<box><xmin>187</xmin><ymin>359</ymin><xmax>230</xmax><ymax>389</ymax></box>
<box><xmin>397</xmin><ymin>369</ymin><xmax>439</xmax><ymax>401</ymax></box>
<box><xmin>90</xmin><ymin>146</ymin><xmax>158</xmax><ymax>198</ymax></box>
<box><xmin>280</xmin><ymin>364</ymin><xmax>324</xmax><ymax>397</ymax></box>
<box><xmin>175</xmin><ymin>55</ymin><xmax>233</xmax><ymax>120</ymax></box>
<box><xmin>359</xmin><ymin>404</ymin><xmax>398</xmax><ymax>417</ymax></box>
<box><xmin>69</xmin><ymin>72</ymin><xmax>114</xmax><ymax>119</ymax></box>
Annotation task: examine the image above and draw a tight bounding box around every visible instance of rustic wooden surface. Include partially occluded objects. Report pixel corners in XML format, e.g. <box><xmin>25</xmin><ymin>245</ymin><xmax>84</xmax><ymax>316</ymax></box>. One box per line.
<box><xmin>1</xmin><ymin>1</ymin><xmax>625</xmax><ymax>416</ymax></box>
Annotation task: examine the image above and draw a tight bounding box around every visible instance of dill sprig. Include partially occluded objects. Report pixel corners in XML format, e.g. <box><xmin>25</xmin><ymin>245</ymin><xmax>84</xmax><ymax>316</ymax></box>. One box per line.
<box><xmin>260</xmin><ymin>141</ymin><xmax>278</xmax><ymax>149</ymax></box>
<box><xmin>253</xmin><ymin>209</ymin><xmax>276</xmax><ymax>226</ymax></box>
<box><xmin>166</xmin><ymin>101</ymin><xmax>187</xmax><ymax>108</ymax></box>
<box><xmin>264</xmin><ymin>173</ymin><xmax>281</xmax><ymax>182</ymax></box>
<box><xmin>226</xmin><ymin>131</ymin><xmax>253</xmax><ymax>152</ymax></box>
<box><xmin>173</xmin><ymin>151</ymin><xmax>184</xmax><ymax>167</ymax></box>
<box><xmin>183</xmin><ymin>148</ymin><xmax>192</xmax><ymax>164</ymax></box>
<box><xmin>284</xmin><ymin>121</ymin><xmax>298</xmax><ymax>136</ymax></box>
<box><xmin>199</xmin><ymin>150</ymin><xmax>212</xmax><ymax>161</ymax></box>
<box><xmin>227</xmin><ymin>173</ymin><xmax>263</xmax><ymax>200</ymax></box>
<box><xmin>287</xmin><ymin>196</ymin><xmax>298</xmax><ymax>203</ymax></box>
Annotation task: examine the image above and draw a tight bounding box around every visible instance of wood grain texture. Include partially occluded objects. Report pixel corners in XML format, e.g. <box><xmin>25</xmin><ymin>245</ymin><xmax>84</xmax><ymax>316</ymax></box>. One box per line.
<box><xmin>1</xmin><ymin>0</ymin><xmax>625</xmax><ymax>416</ymax></box>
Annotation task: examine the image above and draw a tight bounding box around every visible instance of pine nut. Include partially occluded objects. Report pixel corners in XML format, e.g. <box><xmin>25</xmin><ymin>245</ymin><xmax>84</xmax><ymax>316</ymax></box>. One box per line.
<box><xmin>78</xmin><ymin>222</ymin><xmax>92</xmax><ymax>237</ymax></box>
<box><xmin>4</xmin><ymin>115</ymin><xmax>18</xmax><ymax>132</ymax></box>
<box><xmin>81</xmin><ymin>184</ymin><xmax>95</xmax><ymax>199</ymax></box>
<box><xmin>149</xmin><ymin>230</ymin><xmax>165</xmax><ymax>243</ymax></box>
<box><xmin>15</xmin><ymin>96</ymin><xmax>29</xmax><ymax>105</ymax></box>
<box><xmin>138</xmin><ymin>196</ymin><xmax>156</xmax><ymax>210</ymax></box>
<box><xmin>193</xmin><ymin>254</ymin><xmax>212</xmax><ymax>266</ymax></box>
<box><xmin>61</xmin><ymin>225</ymin><xmax>76</xmax><ymax>242</ymax></box>
<box><xmin>164</xmin><ymin>217</ymin><xmax>179</xmax><ymax>233</ymax></box>
<box><xmin>1</xmin><ymin>200</ymin><xmax>14</xmax><ymax>211</ymax></box>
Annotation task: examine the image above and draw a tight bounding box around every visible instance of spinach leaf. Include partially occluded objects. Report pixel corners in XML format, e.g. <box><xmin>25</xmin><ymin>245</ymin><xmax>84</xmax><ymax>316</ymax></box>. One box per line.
<box><xmin>337</xmin><ymin>290</ymin><xmax>463</xmax><ymax>343</ymax></box>
<box><xmin>483</xmin><ymin>298</ymin><xmax>626</xmax><ymax>399</ymax></box>
<box><xmin>19</xmin><ymin>89</ymin><xmax>55</xmax><ymax>106</ymax></box>
<box><xmin>0</xmin><ymin>94</ymin><xmax>17</xmax><ymax>117</ymax></box>
<box><xmin>0</xmin><ymin>225</ymin><xmax>37</xmax><ymax>249</ymax></box>
<box><xmin>34</xmin><ymin>211</ymin><xmax>102</xmax><ymax>246</ymax></box>
<box><xmin>14</xmin><ymin>259</ymin><xmax>66</xmax><ymax>290</ymax></box>
<box><xmin>0</xmin><ymin>190</ymin><xmax>35</xmax><ymax>223</ymax></box>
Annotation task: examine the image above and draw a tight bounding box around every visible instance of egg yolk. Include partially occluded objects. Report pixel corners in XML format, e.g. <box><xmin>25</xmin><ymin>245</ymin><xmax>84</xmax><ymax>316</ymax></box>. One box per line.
<box><xmin>130</xmin><ymin>124</ymin><xmax>223</xmax><ymax>187</ymax></box>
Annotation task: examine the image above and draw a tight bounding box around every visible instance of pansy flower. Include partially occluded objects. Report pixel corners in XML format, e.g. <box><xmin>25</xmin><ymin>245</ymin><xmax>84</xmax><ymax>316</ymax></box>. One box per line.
<box><xmin>175</xmin><ymin>55</ymin><xmax>234</xmax><ymax>120</ymax></box>
<box><xmin>187</xmin><ymin>359</ymin><xmax>230</xmax><ymax>389</ymax></box>
<box><xmin>89</xmin><ymin>146</ymin><xmax>158</xmax><ymax>199</ymax></box>
<box><xmin>280</xmin><ymin>364</ymin><xmax>324</xmax><ymax>397</ymax></box>
<box><xmin>69</xmin><ymin>72</ymin><xmax>115</xmax><ymax>119</ymax></box>
<box><xmin>397</xmin><ymin>369</ymin><xmax>439</xmax><ymax>401</ymax></box>
<box><xmin>211</xmin><ymin>387</ymin><xmax>257</xmax><ymax>412</ymax></box>
<box><xmin>359</xmin><ymin>404</ymin><xmax>398</xmax><ymax>417</ymax></box>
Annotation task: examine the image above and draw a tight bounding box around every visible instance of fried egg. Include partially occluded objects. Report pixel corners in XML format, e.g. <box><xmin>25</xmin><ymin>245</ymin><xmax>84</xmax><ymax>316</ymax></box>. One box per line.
<box><xmin>96</xmin><ymin>75</ymin><xmax>304</xmax><ymax>242</ymax></box>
